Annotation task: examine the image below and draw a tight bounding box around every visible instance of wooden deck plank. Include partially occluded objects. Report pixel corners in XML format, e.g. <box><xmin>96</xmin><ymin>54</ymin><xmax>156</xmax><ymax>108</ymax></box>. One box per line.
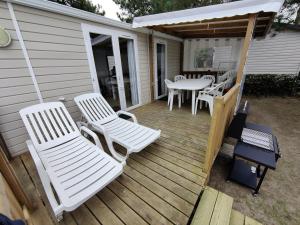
<box><xmin>146</xmin><ymin>146</ymin><xmax>204</xmax><ymax>175</ymax></box>
<box><xmin>97</xmin><ymin>188</ymin><xmax>147</xmax><ymax>225</ymax></box>
<box><xmin>191</xmin><ymin>187</ymin><xmax>219</xmax><ymax>225</ymax></box>
<box><xmin>130</xmin><ymin>154</ymin><xmax>202</xmax><ymax>194</ymax></box>
<box><xmin>210</xmin><ymin>191</ymin><xmax>233</xmax><ymax>225</ymax></box>
<box><xmin>124</xmin><ymin>165</ymin><xmax>193</xmax><ymax>216</ymax></box>
<box><xmin>152</xmin><ymin>141</ymin><xmax>203</xmax><ymax>161</ymax></box>
<box><xmin>117</xmin><ymin>174</ymin><xmax>189</xmax><ymax>225</ymax></box>
<box><xmin>230</xmin><ymin>210</ymin><xmax>245</xmax><ymax>225</ymax></box>
<box><xmin>85</xmin><ymin>195</ymin><xmax>125</xmax><ymax>225</ymax></box>
<box><xmin>138</xmin><ymin>151</ymin><xmax>205</xmax><ymax>184</ymax></box>
<box><xmin>127</xmin><ymin>158</ymin><xmax>198</xmax><ymax>204</ymax></box>
<box><xmin>71</xmin><ymin>205</ymin><xmax>101</xmax><ymax>225</ymax></box>
<box><xmin>150</xmin><ymin>143</ymin><xmax>204</xmax><ymax>166</ymax></box>
<box><xmin>108</xmin><ymin>180</ymin><xmax>172</xmax><ymax>225</ymax></box>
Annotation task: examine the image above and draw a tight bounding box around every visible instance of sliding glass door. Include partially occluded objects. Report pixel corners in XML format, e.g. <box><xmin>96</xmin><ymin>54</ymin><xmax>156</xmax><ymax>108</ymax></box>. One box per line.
<box><xmin>154</xmin><ymin>40</ymin><xmax>167</xmax><ymax>99</ymax></box>
<box><xmin>82</xmin><ymin>25</ymin><xmax>140</xmax><ymax>111</ymax></box>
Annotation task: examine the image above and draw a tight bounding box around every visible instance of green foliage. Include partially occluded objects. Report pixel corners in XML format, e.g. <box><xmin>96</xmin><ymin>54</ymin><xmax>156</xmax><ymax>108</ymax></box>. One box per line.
<box><xmin>113</xmin><ymin>0</ymin><xmax>222</xmax><ymax>23</ymax></box>
<box><xmin>49</xmin><ymin>0</ymin><xmax>105</xmax><ymax>15</ymax></box>
<box><xmin>275</xmin><ymin>0</ymin><xmax>300</xmax><ymax>28</ymax></box>
<box><xmin>243</xmin><ymin>74</ymin><xmax>299</xmax><ymax>96</ymax></box>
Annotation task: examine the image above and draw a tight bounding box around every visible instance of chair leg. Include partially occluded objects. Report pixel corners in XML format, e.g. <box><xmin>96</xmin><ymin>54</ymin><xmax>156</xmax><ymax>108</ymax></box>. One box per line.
<box><xmin>169</xmin><ymin>91</ymin><xmax>174</xmax><ymax>111</ymax></box>
<box><xmin>208</xmin><ymin>100</ymin><xmax>213</xmax><ymax>116</ymax></box>
<box><xmin>195</xmin><ymin>99</ymin><xmax>198</xmax><ymax>115</ymax></box>
<box><xmin>182</xmin><ymin>92</ymin><xmax>185</xmax><ymax>103</ymax></box>
<box><xmin>167</xmin><ymin>92</ymin><xmax>170</xmax><ymax>106</ymax></box>
<box><xmin>178</xmin><ymin>92</ymin><xmax>182</xmax><ymax>108</ymax></box>
<box><xmin>200</xmin><ymin>100</ymin><xmax>203</xmax><ymax>109</ymax></box>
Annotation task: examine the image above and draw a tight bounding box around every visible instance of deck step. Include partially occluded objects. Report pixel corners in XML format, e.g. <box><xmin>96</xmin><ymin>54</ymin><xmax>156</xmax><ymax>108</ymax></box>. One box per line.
<box><xmin>229</xmin><ymin>210</ymin><xmax>262</xmax><ymax>225</ymax></box>
<box><xmin>191</xmin><ymin>187</ymin><xmax>263</xmax><ymax>225</ymax></box>
<box><xmin>191</xmin><ymin>187</ymin><xmax>233</xmax><ymax>225</ymax></box>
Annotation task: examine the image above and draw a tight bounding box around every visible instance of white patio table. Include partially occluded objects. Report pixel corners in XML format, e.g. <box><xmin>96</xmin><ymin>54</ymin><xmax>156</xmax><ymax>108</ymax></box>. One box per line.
<box><xmin>168</xmin><ymin>78</ymin><xmax>212</xmax><ymax>115</ymax></box>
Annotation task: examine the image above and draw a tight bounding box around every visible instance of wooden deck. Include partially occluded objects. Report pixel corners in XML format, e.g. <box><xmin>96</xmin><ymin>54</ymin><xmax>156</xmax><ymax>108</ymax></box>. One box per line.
<box><xmin>11</xmin><ymin>101</ymin><xmax>210</xmax><ymax>225</ymax></box>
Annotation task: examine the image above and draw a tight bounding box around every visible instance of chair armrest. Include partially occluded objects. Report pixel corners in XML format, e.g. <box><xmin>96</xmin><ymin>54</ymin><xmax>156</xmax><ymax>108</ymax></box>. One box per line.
<box><xmin>80</xmin><ymin>126</ymin><xmax>103</xmax><ymax>149</ymax></box>
<box><xmin>117</xmin><ymin>110</ymin><xmax>138</xmax><ymax>123</ymax></box>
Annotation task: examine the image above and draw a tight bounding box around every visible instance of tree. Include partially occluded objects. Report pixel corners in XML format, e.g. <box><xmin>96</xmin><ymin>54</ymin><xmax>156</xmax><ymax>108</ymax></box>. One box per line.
<box><xmin>113</xmin><ymin>0</ymin><xmax>222</xmax><ymax>23</ymax></box>
<box><xmin>49</xmin><ymin>0</ymin><xmax>105</xmax><ymax>16</ymax></box>
<box><xmin>276</xmin><ymin>0</ymin><xmax>300</xmax><ymax>25</ymax></box>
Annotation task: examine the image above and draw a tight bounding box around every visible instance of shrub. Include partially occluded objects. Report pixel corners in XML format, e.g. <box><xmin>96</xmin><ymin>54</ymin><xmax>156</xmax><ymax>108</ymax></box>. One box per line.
<box><xmin>243</xmin><ymin>74</ymin><xmax>299</xmax><ymax>96</ymax></box>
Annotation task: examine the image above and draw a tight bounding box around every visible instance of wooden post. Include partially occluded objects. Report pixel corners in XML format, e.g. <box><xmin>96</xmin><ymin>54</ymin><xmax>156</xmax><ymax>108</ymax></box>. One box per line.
<box><xmin>0</xmin><ymin>146</ymin><xmax>34</xmax><ymax>210</ymax></box>
<box><xmin>236</xmin><ymin>14</ymin><xmax>257</xmax><ymax>84</ymax></box>
<box><xmin>148</xmin><ymin>34</ymin><xmax>155</xmax><ymax>101</ymax></box>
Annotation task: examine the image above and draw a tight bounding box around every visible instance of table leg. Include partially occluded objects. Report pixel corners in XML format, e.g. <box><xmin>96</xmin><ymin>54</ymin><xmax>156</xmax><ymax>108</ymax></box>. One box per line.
<box><xmin>253</xmin><ymin>166</ymin><xmax>268</xmax><ymax>195</ymax></box>
<box><xmin>192</xmin><ymin>90</ymin><xmax>196</xmax><ymax>115</ymax></box>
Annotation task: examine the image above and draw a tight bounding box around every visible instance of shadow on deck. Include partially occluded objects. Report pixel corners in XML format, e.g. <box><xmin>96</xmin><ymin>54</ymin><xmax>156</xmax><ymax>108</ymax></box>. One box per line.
<box><xmin>11</xmin><ymin>100</ymin><xmax>211</xmax><ymax>225</ymax></box>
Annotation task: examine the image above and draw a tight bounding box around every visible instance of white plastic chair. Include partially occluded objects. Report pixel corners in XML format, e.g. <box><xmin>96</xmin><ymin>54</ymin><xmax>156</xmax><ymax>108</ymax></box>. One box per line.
<box><xmin>74</xmin><ymin>93</ymin><xmax>161</xmax><ymax>162</ymax></box>
<box><xmin>194</xmin><ymin>82</ymin><xmax>226</xmax><ymax>116</ymax></box>
<box><xmin>19</xmin><ymin>102</ymin><xmax>123</xmax><ymax>221</ymax></box>
<box><xmin>201</xmin><ymin>75</ymin><xmax>216</xmax><ymax>85</ymax></box>
<box><xmin>165</xmin><ymin>79</ymin><xmax>183</xmax><ymax>110</ymax></box>
<box><xmin>174</xmin><ymin>75</ymin><xmax>186</xmax><ymax>82</ymax></box>
<box><xmin>217</xmin><ymin>70</ymin><xmax>236</xmax><ymax>89</ymax></box>
<box><xmin>174</xmin><ymin>75</ymin><xmax>186</xmax><ymax>102</ymax></box>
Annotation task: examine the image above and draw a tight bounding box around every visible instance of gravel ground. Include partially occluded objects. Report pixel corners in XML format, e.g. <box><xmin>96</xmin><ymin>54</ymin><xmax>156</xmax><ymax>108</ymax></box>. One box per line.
<box><xmin>208</xmin><ymin>96</ymin><xmax>300</xmax><ymax>225</ymax></box>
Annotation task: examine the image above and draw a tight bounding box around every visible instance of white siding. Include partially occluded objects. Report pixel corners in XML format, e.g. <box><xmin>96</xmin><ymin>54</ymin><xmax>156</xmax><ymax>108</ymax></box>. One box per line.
<box><xmin>0</xmin><ymin>2</ymin><xmax>39</xmax><ymax>156</ymax></box>
<box><xmin>13</xmin><ymin>4</ymin><xmax>94</xmax><ymax>123</ymax></box>
<box><xmin>137</xmin><ymin>33</ymin><xmax>151</xmax><ymax>104</ymax></box>
<box><xmin>167</xmin><ymin>39</ymin><xmax>181</xmax><ymax>80</ymax></box>
<box><xmin>246</xmin><ymin>30</ymin><xmax>300</xmax><ymax>74</ymax></box>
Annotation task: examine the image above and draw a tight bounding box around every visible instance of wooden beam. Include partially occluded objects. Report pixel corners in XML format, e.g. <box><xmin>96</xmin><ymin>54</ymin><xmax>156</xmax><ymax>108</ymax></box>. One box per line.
<box><xmin>0</xmin><ymin>146</ymin><xmax>34</xmax><ymax>210</ymax></box>
<box><xmin>174</xmin><ymin>24</ymin><xmax>266</xmax><ymax>32</ymax></box>
<box><xmin>236</xmin><ymin>14</ymin><xmax>257</xmax><ymax>84</ymax></box>
<box><xmin>148</xmin><ymin>34</ymin><xmax>155</xmax><ymax>101</ymax></box>
<box><xmin>161</xmin><ymin>16</ymin><xmax>270</xmax><ymax>29</ymax></box>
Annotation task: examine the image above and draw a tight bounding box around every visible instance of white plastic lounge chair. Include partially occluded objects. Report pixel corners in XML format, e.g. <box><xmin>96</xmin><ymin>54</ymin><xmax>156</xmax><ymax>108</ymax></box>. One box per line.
<box><xmin>19</xmin><ymin>102</ymin><xmax>123</xmax><ymax>221</ymax></box>
<box><xmin>74</xmin><ymin>93</ymin><xmax>161</xmax><ymax>162</ymax></box>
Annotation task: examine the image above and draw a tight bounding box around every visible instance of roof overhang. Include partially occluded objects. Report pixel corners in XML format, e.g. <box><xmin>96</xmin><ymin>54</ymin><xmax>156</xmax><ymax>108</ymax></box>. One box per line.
<box><xmin>133</xmin><ymin>0</ymin><xmax>284</xmax><ymax>38</ymax></box>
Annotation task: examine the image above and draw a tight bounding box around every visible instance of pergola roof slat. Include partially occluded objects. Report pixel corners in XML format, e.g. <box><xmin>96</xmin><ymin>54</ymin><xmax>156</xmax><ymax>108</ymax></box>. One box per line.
<box><xmin>133</xmin><ymin>0</ymin><xmax>284</xmax><ymax>38</ymax></box>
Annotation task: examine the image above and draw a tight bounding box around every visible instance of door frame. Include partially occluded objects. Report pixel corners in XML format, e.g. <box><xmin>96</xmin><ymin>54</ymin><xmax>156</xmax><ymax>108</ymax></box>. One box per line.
<box><xmin>153</xmin><ymin>38</ymin><xmax>168</xmax><ymax>100</ymax></box>
<box><xmin>81</xmin><ymin>23</ymin><xmax>142</xmax><ymax>110</ymax></box>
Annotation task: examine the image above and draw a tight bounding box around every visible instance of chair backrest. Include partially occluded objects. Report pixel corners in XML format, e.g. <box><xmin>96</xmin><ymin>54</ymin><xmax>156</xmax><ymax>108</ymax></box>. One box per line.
<box><xmin>201</xmin><ymin>75</ymin><xmax>215</xmax><ymax>84</ymax></box>
<box><xmin>174</xmin><ymin>75</ymin><xmax>186</xmax><ymax>82</ymax></box>
<box><xmin>218</xmin><ymin>70</ymin><xmax>236</xmax><ymax>88</ymax></box>
<box><xmin>164</xmin><ymin>79</ymin><xmax>173</xmax><ymax>88</ymax></box>
<box><xmin>74</xmin><ymin>93</ymin><xmax>118</xmax><ymax>125</ymax></box>
<box><xmin>20</xmin><ymin>102</ymin><xmax>80</xmax><ymax>151</ymax></box>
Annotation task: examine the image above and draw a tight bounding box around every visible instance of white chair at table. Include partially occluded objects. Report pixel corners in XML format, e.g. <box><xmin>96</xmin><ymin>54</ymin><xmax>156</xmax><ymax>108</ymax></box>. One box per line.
<box><xmin>194</xmin><ymin>82</ymin><xmax>226</xmax><ymax>116</ymax></box>
<box><xmin>217</xmin><ymin>70</ymin><xmax>236</xmax><ymax>89</ymax></box>
<box><xmin>165</xmin><ymin>79</ymin><xmax>182</xmax><ymax>111</ymax></box>
<box><xmin>204</xmin><ymin>80</ymin><xmax>226</xmax><ymax>97</ymax></box>
<box><xmin>174</xmin><ymin>75</ymin><xmax>186</xmax><ymax>103</ymax></box>
<box><xmin>201</xmin><ymin>75</ymin><xmax>216</xmax><ymax>86</ymax></box>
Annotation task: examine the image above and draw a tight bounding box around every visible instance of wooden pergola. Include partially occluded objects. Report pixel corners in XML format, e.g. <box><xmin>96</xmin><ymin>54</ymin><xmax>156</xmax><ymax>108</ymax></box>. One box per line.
<box><xmin>133</xmin><ymin>0</ymin><xmax>283</xmax><ymax>100</ymax></box>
